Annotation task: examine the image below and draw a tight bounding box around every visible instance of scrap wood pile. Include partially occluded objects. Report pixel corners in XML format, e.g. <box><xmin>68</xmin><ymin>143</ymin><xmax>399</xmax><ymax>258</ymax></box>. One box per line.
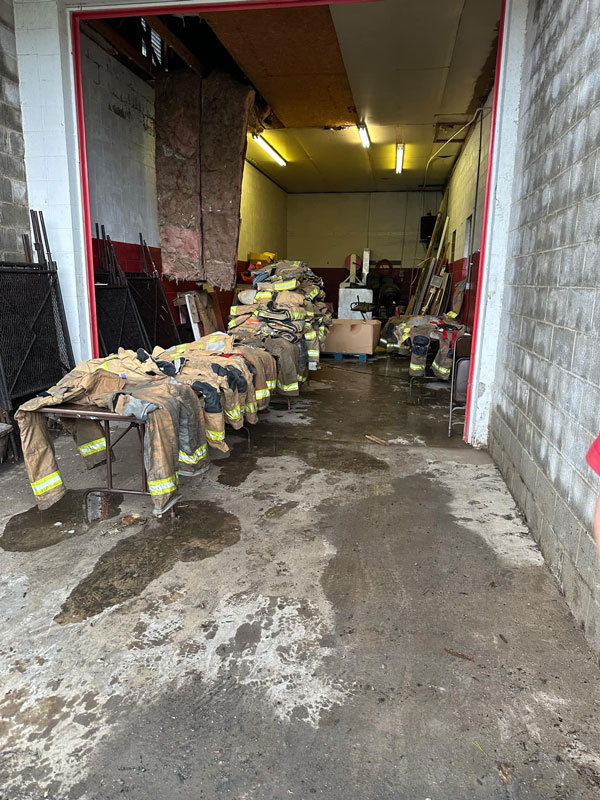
<box><xmin>15</xmin><ymin>325</ymin><xmax>319</xmax><ymax>516</ymax></box>
<box><xmin>404</xmin><ymin>190</ymin><xmax>456</xmax><ymax>320</ymax></box>
<box><xmin>227</xmin><ymin>259</ymin><xmax>333</xmax><ymax>390</ymax></box>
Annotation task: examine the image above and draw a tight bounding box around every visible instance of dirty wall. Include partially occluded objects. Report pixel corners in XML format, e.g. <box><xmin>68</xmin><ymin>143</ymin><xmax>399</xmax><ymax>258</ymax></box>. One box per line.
<box><xmin>81</xmin><ymin>34</ymin><xmax>159</xmax><ymax>247</ymax></box>
<box><xmin>489</xmin><ymin>0</ymin><xmax>600</xmax><ymax>655</ymax></box>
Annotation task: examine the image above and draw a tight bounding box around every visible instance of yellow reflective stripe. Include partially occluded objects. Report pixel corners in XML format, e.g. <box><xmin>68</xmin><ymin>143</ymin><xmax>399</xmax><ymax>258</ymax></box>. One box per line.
<box><xmin>179</xmin><ymin>444</ymin><xmax>208</xmax><ymax>464</ymax></box>
<box><xmin>308</xmin><ymin>287</ymin><xmax>319</xmax><ymax>299</ymax></box>
<box><xmin>206</xmin><ymin>429</ymin><xmax>225</xmax><ymax>441</ymax></box>
<box><xmin>305</xmin><ymin>311</ymin><xmax>314</xmax><ymax>318</ymax></box>
<box><xmin>304</xmin><ymin>330</ymin><xmax>317</xmax><ymax>340</ymax></box>
<box><xmin>148</xmin><ymin>473</ymin><xmax>179</xmax><ymax>495</ymax></box>
<box><xmin>290</xmin><ymin>310</ymin><xmax>306</xmax><ymax>320</ymax></box>
<box><xmin>297</xmin><ymin>374</ymin><xmax>307</xmax><ymax>383</ymax></box>
<box><xmin>432</xmin><ymin>362</ymin><xmax>451</xmax><ymax>374</ymax></box>
<box><xmin>31</xmin><ymin>471</ymin><xmax>63</xmax><ymax>496</ymax></box>
<box><xmin>447</xmin><ymin>310</ymin><xmax>458</xmax><ymax>318</ymax></box>
<box><xmin>227</xmin><ymin>319</ymin><xmax>236</xmax><ymax>329</ymax></box>
<box><xmin>255</xmin><ymin>290</ymin><xmax>272</xmax><ymax>300</ymax></box>
<box><xmin>175</xmin><ymin>344</ymin><xmax>187</xmax><ymax>355</ymax></box>
<box><xmin>78</xmin><ymin>437</ymin><xmax>107</xmax><ymax>457</ymax></box>
<box><xmin>380</xmin><ymin>338</ymin><xmax>388</xmax><ymax>344</ymax></box>
<box><xmin>277</xmin><ymin>380</ymin><xmax>299</xmax><ymax>392</ymax></box>
<box><xmin>230</xmin><ymin>306</ymin><xmax>239</xmax><ymax>315</ymax></box>
<box><xmin>307</xmin><ymin>349</ymin><xmax>320</xmax><ymax>358</ymax></box>
<box><xmin>255</xmin><ymin>388</ymin><xmax>270</xmax><ymax>399</ymax></box>
<box><xmin>244</xmin><ymin>402</ymin><xmax>258</xmax><ymax>413</ymax></box>
<box><xmin>266</xmin><ymin>380</ymin><xmax>277</xmax><ymax>390</ymax></box>
<box><xmin>272</xmin><ymin>280</ymin><xmax>297</xmax><ymax>291</ymax></box>
<box><xmin>410</xmin><ymin>365</ymin><xmax>425</xmax><ymax>373</ymax></box>
<box><xmin>224</xmin><ymin>404</ymin><xmax>243</xmax><ymax>420</ymax></box>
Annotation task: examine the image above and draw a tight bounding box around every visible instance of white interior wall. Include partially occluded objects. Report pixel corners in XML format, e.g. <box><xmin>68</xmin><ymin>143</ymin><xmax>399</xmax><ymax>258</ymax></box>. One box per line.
<box><xmin>286</xmin><ymin>191</ymin><xmax>442</xmax><ymax>267</ymax></box>
<box><xmin>446</xmin><ymin>90</ymin><xmax>493</xmax><ymax>260</ymax></box>
<box><xmin>15</xmin><ymin>0</ymin><xmax>92</xmax><ymax>361</ymax></box>
<box><xmin>81</xmin><ymin>34</ymin><xmax>158</xmax><ymax>246</ymax></box>
<box><xmin>238</xmin><ymin>163</ymin><xmax>287</xmax><ymax>260</ymax></box>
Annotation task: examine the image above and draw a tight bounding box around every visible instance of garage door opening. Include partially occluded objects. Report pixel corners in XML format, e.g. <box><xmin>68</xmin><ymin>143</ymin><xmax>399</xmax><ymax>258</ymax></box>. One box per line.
<box><xmin>73</xmin><ymin>0</ymin><xmax>502</xmax><ymax>441</ymax></box>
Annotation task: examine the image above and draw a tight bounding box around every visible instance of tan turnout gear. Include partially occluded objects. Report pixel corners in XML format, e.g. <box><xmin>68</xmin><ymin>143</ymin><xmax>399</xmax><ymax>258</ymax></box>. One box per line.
<box><xmin>431</xmin><ymin>322</ymin><xmax>466</xmax><ymax>380</ymax></box>
<box><xmin>16</xmin><ymin>368</ymin><xmax>208</xmax><ymax>513</ymax></box>
<box><xmin>409</xmin><ymin>324</ymin><xmax>431</xmax><ymax>377</ymax></box>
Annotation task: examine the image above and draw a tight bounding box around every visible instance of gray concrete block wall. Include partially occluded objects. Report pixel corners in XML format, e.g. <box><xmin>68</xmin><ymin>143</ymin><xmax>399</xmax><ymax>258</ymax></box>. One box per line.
<box><xmin>490</xmin><ymin>0</ymin><xmax>600</xmax><ymax>656</ymax></box>
<box><xmin>81</xmin><ymin>35</ymin><xmax>159</xmax><ymax>246</ymax></box>
<box><xmin>0</xmin><ymin>0</ymin><xmax>28</xmax><ymax>261</ymax></box>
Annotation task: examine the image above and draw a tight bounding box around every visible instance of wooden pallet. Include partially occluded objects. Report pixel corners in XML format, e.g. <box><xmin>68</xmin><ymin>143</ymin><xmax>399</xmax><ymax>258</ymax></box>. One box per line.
<box><xmin>323</xmin><ymin>352</ymin><xmax>371</xmax><ymax>362</ymax></box>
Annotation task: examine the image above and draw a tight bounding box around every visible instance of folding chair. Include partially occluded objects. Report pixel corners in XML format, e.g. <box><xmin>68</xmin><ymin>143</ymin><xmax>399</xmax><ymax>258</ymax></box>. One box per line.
<box><xmin>448</xmin><ymin>334</ymin><xmax>472</xmax><ymax>436</ymax></box>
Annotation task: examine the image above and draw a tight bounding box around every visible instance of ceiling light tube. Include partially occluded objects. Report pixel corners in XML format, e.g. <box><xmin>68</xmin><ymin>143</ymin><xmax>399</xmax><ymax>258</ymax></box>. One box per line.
<box><xmin>358</xmin><ymin>123</ymin><xmax>371</xmax><ymax>149</ymax></box>
<box><xmin>253</xmin><ymin>135</ymin><xmax>286</xmax><ymax>166</ymax></box>
<box><xmin>396</xmin><ymin>143</ymin><xmax>404</xmax><ymax>174</ymax></box>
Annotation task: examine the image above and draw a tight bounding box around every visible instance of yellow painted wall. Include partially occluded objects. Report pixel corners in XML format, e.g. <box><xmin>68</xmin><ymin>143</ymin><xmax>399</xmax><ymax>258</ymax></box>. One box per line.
<box><xmin>287</xmin><ymin>191</ymin><xmax>442</xmax><ymax>268</ymax></box>
<box><xmin>238</xmin><ymin>163</ymin><xmax>287</xmax><ymax>261</ymax></box>
<box><xmin>446</xmin><ymin>89</ymin><xmax>493</xmax><ymax>260</ymax></box>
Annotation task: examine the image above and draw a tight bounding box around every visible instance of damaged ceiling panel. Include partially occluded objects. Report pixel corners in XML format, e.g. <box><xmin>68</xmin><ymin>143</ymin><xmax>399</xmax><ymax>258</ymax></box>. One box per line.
<box><xmin>202</xmin><ymin>6</ymin><xmax>359</xmax><ymax>129</ymax></box>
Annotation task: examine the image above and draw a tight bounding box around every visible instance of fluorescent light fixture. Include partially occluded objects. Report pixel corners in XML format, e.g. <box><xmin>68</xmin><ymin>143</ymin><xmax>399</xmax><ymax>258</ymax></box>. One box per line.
<box><xmin>252</xmin><ymin>134</ymin><xmax>286</xmax><ymax>166</ymax></box>
<box><xmin>396</xmin><ymin>143</ymin><xmax>404</xmax><ymax>174</ymax></box>
<box><xmin>358</xmin><ymin>123</ymin><xmax>370</xmax><ymax>148</ymax></box>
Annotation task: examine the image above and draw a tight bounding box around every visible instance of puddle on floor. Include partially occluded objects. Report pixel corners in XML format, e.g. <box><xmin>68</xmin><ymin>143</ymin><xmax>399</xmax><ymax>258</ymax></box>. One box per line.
<box><xmin>1</xmin><ymin>491</ymin><xmax>122</xmax><ymax>552</ymax></box>
<box><xmin>54</xmin><ymin>500</ymin><xmax>241</xmax><ymax>625</ymax></box>
<box><xmin>218</xmin><ymin>439</ymin><xmax>388</xmax><ymax>488</ymax></box>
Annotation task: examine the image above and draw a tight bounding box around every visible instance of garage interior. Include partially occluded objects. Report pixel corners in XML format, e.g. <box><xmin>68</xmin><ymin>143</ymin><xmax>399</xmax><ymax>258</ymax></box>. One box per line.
<box><xmin>1</xmin><ymin>0</ymin><xmax>600</xmax><ymax>798</ymax></box>
<box><xmin>78</xmin><ymin>1</ymin><xmax>495</xmax><ymax>341</ymax></box>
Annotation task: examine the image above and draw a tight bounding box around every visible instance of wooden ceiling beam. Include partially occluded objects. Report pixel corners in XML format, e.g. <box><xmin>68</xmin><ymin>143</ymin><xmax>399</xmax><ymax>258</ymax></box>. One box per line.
<box><xmin>143</xmin><ymin>16</ymin><xmax>207</xmax><ymax>76</ymax></box>
<box><xmin>86</xmin><ymin>19</ymin><xmax>155</xmax><ymax>79</ymax></box>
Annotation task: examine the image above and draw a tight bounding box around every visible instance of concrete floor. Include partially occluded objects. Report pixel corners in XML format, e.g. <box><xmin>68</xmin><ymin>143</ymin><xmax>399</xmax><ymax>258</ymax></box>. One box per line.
<box><xmin>1</xmin><ymin>357</ymin><xmax>599</xmax><ymax>799</ymax></box>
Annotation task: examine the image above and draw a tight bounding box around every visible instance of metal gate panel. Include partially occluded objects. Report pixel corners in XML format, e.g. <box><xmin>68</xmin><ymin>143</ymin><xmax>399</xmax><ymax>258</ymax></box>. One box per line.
<box><xmin>126</xmin><ymin>274</ymin><xmax>180</xmax><ymax>350</ymax></box>
<box><xmin>0</xmin><ymin>264</ymin><xmax>74</xmax><ymax>406</ymax></box>
<box><xmin>94</xmin><ymin>283</ymin><xmax>152</xmax><ymax>357</ymax></box>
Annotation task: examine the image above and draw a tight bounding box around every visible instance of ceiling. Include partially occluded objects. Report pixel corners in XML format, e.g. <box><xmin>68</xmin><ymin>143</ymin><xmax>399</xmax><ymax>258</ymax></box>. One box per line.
<box><xmin>204</xmin><ymin>0</ymin><xmax>501</xmax><ymax>193</ymax></box>
<box><xmin>202</xmin><ymin>6</ymin><xmax>358</xmax><ymax>128</ymax></box>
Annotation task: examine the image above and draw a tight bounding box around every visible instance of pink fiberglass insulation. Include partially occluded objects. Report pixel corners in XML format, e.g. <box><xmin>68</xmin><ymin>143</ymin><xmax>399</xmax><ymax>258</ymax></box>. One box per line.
<box><xmin>155</xmin><ymin>72</ymin><xmax>204</xmax><ymax>282</ymax></box>
<box><xmin>155</xmin><ymin>69</ymin><xmax>254</xmax><ymax>289</ymax></box>
<box><xmin>200</xmin><ymin>71</ymin><xmax>255</xmax><ymax>290</ymax></box>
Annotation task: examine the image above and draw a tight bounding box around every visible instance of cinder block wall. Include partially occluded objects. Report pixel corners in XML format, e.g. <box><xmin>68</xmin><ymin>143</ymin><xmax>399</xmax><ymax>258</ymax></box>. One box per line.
<box><xmin>0</xmin><ymin>0</ymin><xmax>28</xmax><ymax>261</ymax></box>
<box><xmin>489</xmin><ymin>0</ymin><xmax>600</xmax><ymax>655</ymax></box>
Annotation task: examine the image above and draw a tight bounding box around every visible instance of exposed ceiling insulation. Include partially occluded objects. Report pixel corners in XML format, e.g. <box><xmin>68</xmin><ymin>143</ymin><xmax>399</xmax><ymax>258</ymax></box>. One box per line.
<box><xmin>202</xmin><ymin>6</ymin><xmax>359</xmax><ymax>128</ymax></box>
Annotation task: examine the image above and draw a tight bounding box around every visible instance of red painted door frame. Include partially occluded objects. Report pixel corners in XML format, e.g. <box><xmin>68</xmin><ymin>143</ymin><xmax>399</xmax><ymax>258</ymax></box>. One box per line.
<box><xmin>463</xmin><ymin>0</ymin><xmax>506</xmax><ymax>442</ymax></box>
<box><xmin>72</xmin><ymin>0</ymin><xmax>507</xmax><ymax>438</ymax></box>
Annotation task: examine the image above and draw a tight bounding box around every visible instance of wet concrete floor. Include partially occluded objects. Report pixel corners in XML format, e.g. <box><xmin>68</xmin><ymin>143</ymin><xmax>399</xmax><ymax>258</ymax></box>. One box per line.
<box><xmin>0</xmin><ymin>356</ymin><xmax>599</xmax><ymax>798</ymax></box>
